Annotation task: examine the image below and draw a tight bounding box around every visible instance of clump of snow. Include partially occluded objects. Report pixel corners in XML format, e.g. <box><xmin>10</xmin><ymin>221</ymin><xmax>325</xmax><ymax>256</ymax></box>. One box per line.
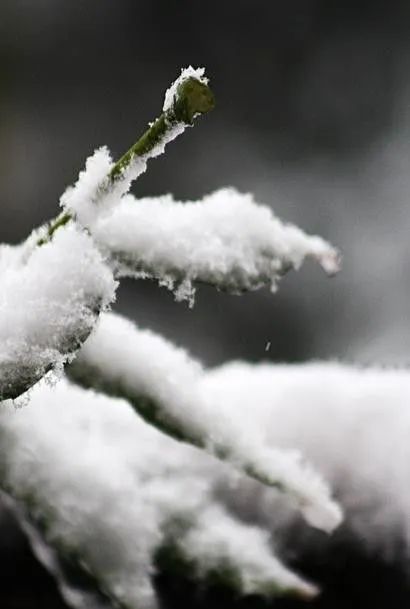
<box><xmin>60</xmin><ymin>136</ymin><xmax>188</xmax><ymax>232</ymax></box>
<box><xmin>60</xmin><ymin>145</ymin><xmax>148</xmax><ymax>233</ymax></box>
<box><xmin>163</xmin><ymin>66</ymin><xmax>208</xmax><ymax>113</ymax></box>
<box><xmin>60</xmin><ymin>146</ymin><xmax>114</xmax><ymax>229</ymax></box>
<box><xmin>0</xmin><ymin>225</ymin><xmax>116</xmax><ymax>400</ymax></box>
<box><xmin>0</xmin><ymin>379</ymin><xmax>317</xmax><ymax>609</ymax></box>
<box><xmin>90</xmin><ymin>188</ymin><xmax>340</xmax><ymax>303</ymax></box>
<box><xmin>70</xmin><ymin>312</ymin><xmax>342</xmax><ymax>533</ymax></box>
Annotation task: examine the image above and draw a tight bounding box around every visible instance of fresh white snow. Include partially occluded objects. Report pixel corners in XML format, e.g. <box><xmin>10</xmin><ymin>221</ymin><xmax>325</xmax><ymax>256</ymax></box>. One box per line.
<box><xmin>92</xmin><ymin>188</ymin><xmax>340</xmax><ymax>304</ymax></box>
<box><xmin>0</xmin><ymin>225</ymin><xmax>116</xmax><ymax>401</ymax></box>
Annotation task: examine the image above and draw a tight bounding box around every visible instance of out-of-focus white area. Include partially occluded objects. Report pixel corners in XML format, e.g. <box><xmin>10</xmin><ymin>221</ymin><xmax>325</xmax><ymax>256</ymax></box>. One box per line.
<box><xmin>203</xmin><ymin>359</ymin><xmax>410</xmax><ymax>557</ymax></box>
<box><xmin>0</xmin><ymin>378</ymin><xmax>321</xmax><ymax>609</ymax></box>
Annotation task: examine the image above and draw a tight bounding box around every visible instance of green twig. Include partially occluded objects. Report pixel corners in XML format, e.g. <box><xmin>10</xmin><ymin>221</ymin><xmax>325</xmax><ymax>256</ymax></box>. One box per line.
<box><xmin>38</xmin><ymin>75</ymin><xmax>215</xmax><ymax>246</ymax></box>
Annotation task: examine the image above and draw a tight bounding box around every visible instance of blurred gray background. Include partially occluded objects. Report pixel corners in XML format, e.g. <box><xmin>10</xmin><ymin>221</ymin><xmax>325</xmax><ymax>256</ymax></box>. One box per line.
<box><xmin>1</xmin><ymin>1</ymin><xmax>410</xmax><ymax>607</ymax></box>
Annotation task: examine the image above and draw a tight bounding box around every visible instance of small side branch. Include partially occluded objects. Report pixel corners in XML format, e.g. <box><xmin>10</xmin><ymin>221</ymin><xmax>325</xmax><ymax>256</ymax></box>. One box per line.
<box><xmin>39</xmin><ymin>70</ymin><xmax>214</xmax><ymax>245</ymax></box>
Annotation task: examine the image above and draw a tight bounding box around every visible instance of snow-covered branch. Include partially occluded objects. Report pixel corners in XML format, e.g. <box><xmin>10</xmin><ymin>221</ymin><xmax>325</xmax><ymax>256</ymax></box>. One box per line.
<box><xmin>90</xmin><ymin>188</ymin><xmax>340</xmax><ymax>303</ymax></box>
<box><xmin>0</xmin><ymin>227</ymin><xmax>115</xmax><ymax>401</ymax></box>
<box><xmin>69</xmin><ymin>312</ymin><xmax>342</xmax><ymax>533</ymax></box>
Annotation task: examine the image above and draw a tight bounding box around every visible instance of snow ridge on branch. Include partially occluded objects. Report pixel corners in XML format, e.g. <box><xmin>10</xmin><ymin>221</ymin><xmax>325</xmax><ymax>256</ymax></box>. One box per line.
<box><xmin>91</xmin><ymin>188</ymin><xmax>340</xmax><ymax>304</ymax></box>
<box><xmin>69</xmin><ymin>312</ymin><xmax>342</xmax><ymax>533</ymax></box>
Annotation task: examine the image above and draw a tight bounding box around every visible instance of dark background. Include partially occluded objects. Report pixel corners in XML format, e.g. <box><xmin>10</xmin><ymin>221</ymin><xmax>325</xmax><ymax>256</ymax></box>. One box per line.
<box><xmin>1</xmin><ymin>1</ymin><xmax>410</xmax><ymax>607</ymax></box>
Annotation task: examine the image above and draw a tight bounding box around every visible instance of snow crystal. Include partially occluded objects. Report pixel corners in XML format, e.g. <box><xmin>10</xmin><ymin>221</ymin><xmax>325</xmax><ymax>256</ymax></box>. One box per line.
<box><xmin>91</xmin><ymin>188</ymin><xmax>340</xmax><ymax>302</ymax></box>
<box><xmin>0</xmin><ymin>379</ymin><xmax>316</xmax><ymax>609</ymax></box>
<box><xmin>0</xmin><ymin>225</ymin><xmax>116</xmax><ymax>400</ymax></box>
<box><xmin>70</xmin><ymin>312</ymin><xmax>342</xmax><ymax>533</ymax></box>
